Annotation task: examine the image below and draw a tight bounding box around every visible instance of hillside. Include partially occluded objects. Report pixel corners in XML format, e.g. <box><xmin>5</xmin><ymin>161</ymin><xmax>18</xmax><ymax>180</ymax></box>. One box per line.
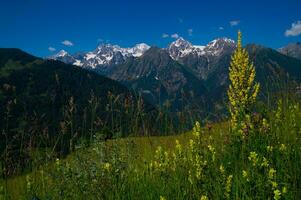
<box><xmin>0</xmin><ymin>48</ymin><xmax>158</xmax><ymax>175</ymax></box>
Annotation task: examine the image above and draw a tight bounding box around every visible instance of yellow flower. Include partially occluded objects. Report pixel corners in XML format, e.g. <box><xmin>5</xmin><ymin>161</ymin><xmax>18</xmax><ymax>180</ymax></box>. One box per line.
<box><xmin>220</xmin><ymin>165</ymin><xmax>225</xmax><ymax>174</ymax></box>
<box><xmin>228</xmin><ymin>31</ymin><xmax>260</xmax><ymax>130</ymax></box>
<box><xmin>248</xmin><ymin>152</ymin><xmax>258</xmax><ymax>166</ymax></box>
<box><xmin>261</xmin><ymin>157</ymin><xmax>269</xmax><ymax>168</ymax></box>
<box><xmin>160</xmin><ymin>196</ymin><xmax>166</xmax><ymax>200</ymax></box>
<box><xmin>193</xmin><ymin>121</ymin><xmax>201</xmax><ymax>138</ymax></box>
<box><xmin>274</xmin><ymin>189</ymin><xmax>281</xmax><ymax>200</ymax></box>
<box><xmin>200</xmin><ymin>195</ymin><xmax>209</xmax><ymax>200</ymax></box>
<box><xmin>188</xmin><ymin>170</ymin><xmax>194</xmax><ymax>185</ymax></box>
<box><xmin>103</xmin><ymin>162</ymin><xmax>112</xmax><ymax>172</ymax></box>
<box><xmin>271</xmin><ymin>181</ymin><xmax>278</xmax><ymax>189</ymax></box>
<box><xmin>267</xmin><ymin>146</ymin><xmax>273</xmax><ymax>152</ymax></box>
<box><xmin>208</xmin><ymin>145</ymin><xmax>216</xmax><ymax>161</ymax></box>
<box><xmin>268</xmin><ymin>168</ymin><xmax>276</xmax><ymax>180</ymax></box>
<box><xmin>242</xmin><ymin>170</ymin><xmax>247</xmax><ymax>177</ymax></box>
<box><xmin>242</xmin><ymin>170</ymin><xmax>249</xmax><ymax>182</ymax></box>
<box><xmin>26</xmin><ymin>175</ymin><xmax>31</xmax><ymax>193</ymax></box>
<box><xmin>225</xmin><ymin>175</ymin><xmax>233</xmax><ymax>199</ymax></box>
<box><xmin>189</xmin><ymin>139</ymin><xmax>195</xmax><ymax>150</ymax></box>
<box><xmin>175</xmin><ymin>140</ymin><xmax>182</xmax><ymax>154</ymax></box>
<box><xmin>282</xmin><ymin>186</ymin><xmax>287</xmax><ymax>194</ymax></box>
<box><xmin>279</xmin><ymin>144</ymin><xmax>287</xmax><ymax>152</ymax></box>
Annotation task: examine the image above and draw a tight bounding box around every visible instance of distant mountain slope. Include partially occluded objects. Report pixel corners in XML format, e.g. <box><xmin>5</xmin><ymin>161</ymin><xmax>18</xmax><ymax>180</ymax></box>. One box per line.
<box><xmin>50</xmin><ymin>38</ymin><xmax>301</xmax><ymax>118</ymax></box>
<box><xmin>278</xmin><ymin>42</ymin><xmax>301</xmax><ymax>60</ymax></box>
<box><xmin>0</xmin><ymin>48</ymin><xmax>158</xmax><ymax>174</ymax></box>
<box><xmin>108</xmin><ymin>47</ymin><xmax>210</xmax><ymax>113</ymax></box>
<box><xmin>203</xmin><ymin>44</ymin><xmax>301</xmax><ymax>108</ymax></box>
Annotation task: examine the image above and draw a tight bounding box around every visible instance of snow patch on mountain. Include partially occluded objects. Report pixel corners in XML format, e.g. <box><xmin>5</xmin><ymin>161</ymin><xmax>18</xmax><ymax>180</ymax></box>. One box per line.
<box><xmin>168</xmin><ymin>37</ymin><xmax>236</xmax><ymax>60</ymax></box>
<box><xmin>51</xmin><ymin>43</ymin><xmax>150</xmax><ymax>70</ymax></box>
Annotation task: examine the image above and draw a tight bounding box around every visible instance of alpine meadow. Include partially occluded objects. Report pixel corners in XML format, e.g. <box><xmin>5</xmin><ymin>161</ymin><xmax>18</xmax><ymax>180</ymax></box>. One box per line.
<box><xmin>1</xmin><ymin>0</ymin><xmax>301</xmax><ymax>199</ymax></box>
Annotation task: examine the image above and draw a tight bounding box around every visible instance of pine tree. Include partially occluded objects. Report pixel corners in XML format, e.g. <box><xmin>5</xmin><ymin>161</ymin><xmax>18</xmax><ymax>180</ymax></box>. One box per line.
<box><xmin>228</xmin><ymin>31</ymin><xmax>260</xmax><ymax>132</ymax></box>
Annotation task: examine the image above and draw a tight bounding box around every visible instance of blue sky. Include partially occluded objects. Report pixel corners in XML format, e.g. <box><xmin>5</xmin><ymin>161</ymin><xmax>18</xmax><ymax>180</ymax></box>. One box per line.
<box><xmin>0</xmin><ymin>0</ymin><xmax>301</xmax><ymax>57</ymax></box>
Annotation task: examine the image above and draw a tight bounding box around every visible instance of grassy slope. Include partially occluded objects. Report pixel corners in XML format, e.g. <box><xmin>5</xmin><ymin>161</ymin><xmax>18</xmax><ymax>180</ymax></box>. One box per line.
<box><xmin>1</xmin><ymin>122</ymin><xmax>228</xmax><ymax>199</ymax></box>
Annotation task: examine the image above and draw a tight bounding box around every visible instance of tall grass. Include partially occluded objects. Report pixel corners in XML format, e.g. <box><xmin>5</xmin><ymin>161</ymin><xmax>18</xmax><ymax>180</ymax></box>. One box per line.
<box><xmin>1</xmin><ymin>94</ymin><xmax>300</xmax><ymax>199</ymax></box>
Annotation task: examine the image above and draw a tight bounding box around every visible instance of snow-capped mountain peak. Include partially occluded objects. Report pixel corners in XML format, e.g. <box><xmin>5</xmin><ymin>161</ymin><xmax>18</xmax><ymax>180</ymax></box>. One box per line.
<box><xmin>167</xmin><ymin>37</ymin><xmax>236</xmax><ymax>60</ymax></box>
<box><xmin>51</xmin><ymin>43</ymin><xmax>150</xmax><ymax>71</ymax></box>
<box><xmin>56</xmin><ymin>50</ymin><xmax>68</xmax><ymax>57</ymax></box>
<box><xmin>168</xmin><ymin>37</ymin><xmax>196</xmax><ymax>59</ymax></box>
<box><xmin>204</xmin><ymin>38</ymin><xmax>236</xmax><ymax>56</ymax></box>
<box><xmin>51</xmin><ymin>37</ymin><xmax>236</xmax><ymax>71</ymax></box>
<box><xmin>127</xmin><ymin>43</ymin><xmax>150</xmax><ymax>57</ymax></box>
<box><xmin>171</xmin><ymin>37</ymin><xmax>192</xmax><ymax>48</ymax></box>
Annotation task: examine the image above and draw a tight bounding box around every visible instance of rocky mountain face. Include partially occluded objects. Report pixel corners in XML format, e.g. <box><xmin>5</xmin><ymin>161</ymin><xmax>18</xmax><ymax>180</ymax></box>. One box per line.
<box><xmin>278</xmin><ymin>42</ymin><xmax>301</xmax><ymax>60</ymax></box>
<box><xmin>108</xmin><ymin>47</ymin><xmax>209</xmax><ymax>112</ymax></box>
<box><xmin>51</xmin><ymin>43</ymin><xmax>150</xmax><ymax>73</ymax></box>
<box><xmin>50</xmin><ymin>38</ymin><xmax>301</xmax><ymax>118</ymax></box>
<box><xmin>168</xmin><ymin>38</ymin><xmax>236</xmax><ymax>89</ymax></box>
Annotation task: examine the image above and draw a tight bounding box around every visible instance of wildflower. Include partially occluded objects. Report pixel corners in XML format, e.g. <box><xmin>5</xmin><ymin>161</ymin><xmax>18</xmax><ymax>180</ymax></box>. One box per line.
<box><xmin>279</xmin><ymin>144</ymin><xmax>287</xmax><ymax>152</ymax></box>
<box><xmin>282</xmin><ymin>186</ymin><xmax>287</xmax><ymax>194</ymax></box>
<box><xmin>274</xmin><ymin>189</ymin><xmax>281</xmax><ymax>200</ymax></box>
<box><xmin>189</xmin><ymin>139</ymin><xmax>195</xmax><ymax>151</ymax></box>
<box><xmin>208</xmin><ymin>145</ymin><xmax>216</xmax><ymax>161</ymax></box>
<box><xmin>268</xmin><ymin>168</ymin><xmax>276</xmax><ymax>180</ymax></box>
<box><xmin>261</xmin><ymin>157</ymin><xmax>269</xmax><ymax>168</ymax></box>
<box><xmin>242</xmin><ymin>170</ymin><xmax>248</xmax><ymax>178</ymax></box>
<box><xmin>156</xmin><ymin>146</ymin><xmax>163</xmax><ymax>156</ymax></box>
<box><xmin>242</xmin><ymin>170</ymin><xmax>249</xmax><ymax>181</ymax></box>
<box><xmin>103</xmin><ymin>162</ymin><xmax>112</xmax><ymax>172</ymax></box>
<box><xmin>194</xmin><ymin>155</ymin><xmax>203</xmax><ymax>180</ymax></box>
<box><xmin>227</xmin><ymin>31</ymin><xmax>260</xmax><ymax>130</ymax></box>
<box><xmin>267</xmin><ymin>146</ymin><xmax>273</xmax><ymax>152</ymax></box>
<box><xmin>175</xmin><ymin>140</ymin><xmax>182</xmax><ymax>155</ymax></box>
<box><xmin>193</xmin><ymin>121</ymin><xmax>201</xmax><ymax>138</ymax></box>
<box><xmin>200</xmin><ymin>195</ymin><xmax>209</xmax><ymax>200</ymax></box>
<box><xmin>195</xmin><ymin>168</ymin><xmax>202</xmax><ymax>180</ymax></box>
<box><xmin>271</xmin><ymin>181</ymin><xmax>278</xmax><ymax>189</ymax></box>
<box><xmin>248</xmin><ymin>152</ymin><xmax>259</xmax><ymax>166</ymax></box>
<box><xmin>26</xmin><ymin>175</ymin><xmax>31</xmax><ymax>193</ymax></box>
<box><xmin>220</xmin><ymin>165</ymin><xmax>225</xmax><ymax>174</ymax></box>
<box><xmin>225</xmin><ymin>175</ymin><xmax>233</xmax><ymax>199</ymax></box>
<box><xmin>160</xmin><ymin>196</ymin><xmax>166</xmax><ymax>200</ymax></box>
<box><xmin>261</xmin><ymin>118</ymin><xmax>270</xmax><ymax>133</ymax></box>
<box><xmin>188</xmin><ymin>170</ymin><xmax>194</xmax><ymax>185</ymax></box>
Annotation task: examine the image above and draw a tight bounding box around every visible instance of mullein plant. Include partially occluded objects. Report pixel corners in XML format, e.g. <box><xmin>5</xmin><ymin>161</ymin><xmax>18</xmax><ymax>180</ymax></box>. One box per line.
<box><xmin>228</xmin><ymin>31</ymin><xmax>260</xmax><ymax>137</ymax></box>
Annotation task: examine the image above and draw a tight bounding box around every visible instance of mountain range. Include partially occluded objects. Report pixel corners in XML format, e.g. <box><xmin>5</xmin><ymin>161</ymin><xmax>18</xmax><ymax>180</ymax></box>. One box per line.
<box><xmin>51</xmin><ymin>38</ymin><xmax>301</xmax><ymax>116</ymax></box>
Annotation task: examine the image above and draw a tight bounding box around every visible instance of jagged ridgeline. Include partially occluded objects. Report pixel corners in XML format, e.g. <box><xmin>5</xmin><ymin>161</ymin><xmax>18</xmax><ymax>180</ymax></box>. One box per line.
<box><xmin>53</xmin><ymin>38</ymin><xmax>301</xmax><ymax>120</ymax></box>
<box><xmin>0</xmin><ymin>48</ymin><xmax>167</xmax><ymax>175</ymax></box>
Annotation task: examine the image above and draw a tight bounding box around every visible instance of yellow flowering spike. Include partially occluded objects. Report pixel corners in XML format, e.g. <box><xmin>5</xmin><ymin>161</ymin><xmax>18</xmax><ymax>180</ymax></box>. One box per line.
<box><xmin>268</xmin><ymin>168</ymin><xmax>277</xmax><ymax>180</ymax></box>
<box><xmin>200</xmin><ymin>195</ymin><xmax>209</xmax><ymax>200</ymax></box>
<box><xmin>103</xmin><ymin>162</ymin><xmax>112</xmax><ymax>172</ymax></box>
<box><xmin>228</xmin><ymin>31</ymin><xmax>260</xmax><ymax>130</ymax></box>
<box><xmin>225</xmin><ymin>175</ymin><xmax>233</xmax><ymax>199</ymax></box>
<box><xmin>274</xmin><ymin>189</ymin><xmax>281</xmax><ymax>200</ymax></box>
<box><xmin>160</xmin><ymin>196</ymin><xmax>166</xmax><ymax>200</ymax></box>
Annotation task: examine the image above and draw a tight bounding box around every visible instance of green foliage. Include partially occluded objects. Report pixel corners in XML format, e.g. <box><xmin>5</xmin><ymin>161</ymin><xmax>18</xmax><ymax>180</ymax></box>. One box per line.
<box><xmin>1</xmin><ymin>98</ymin><xmax>300</xmax><ymax>199</ymax></box>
